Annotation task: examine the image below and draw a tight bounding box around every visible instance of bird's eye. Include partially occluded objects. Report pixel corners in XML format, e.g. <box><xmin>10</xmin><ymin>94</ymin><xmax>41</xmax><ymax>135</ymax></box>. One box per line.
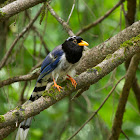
<box><xmin>73</xmin><ymin>40</ymin><xmax>77</xmax><ymax>44</ymax></box>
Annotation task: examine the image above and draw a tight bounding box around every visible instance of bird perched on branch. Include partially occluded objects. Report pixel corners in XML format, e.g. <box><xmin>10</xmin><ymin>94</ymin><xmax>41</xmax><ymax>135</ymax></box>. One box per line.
<box><xmin>16</xmin><ymin>36</ymin><xmax>89</xmax><ymax>140</ymax></box>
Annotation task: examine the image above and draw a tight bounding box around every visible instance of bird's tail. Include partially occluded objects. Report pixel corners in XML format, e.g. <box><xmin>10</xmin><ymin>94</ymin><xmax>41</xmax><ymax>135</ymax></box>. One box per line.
<box><xmin>15</xmin><ymin>117</ymin><xmax>32</xmax><ymax>140</ymax></box>
<box><xmin>15</xmin><ymin>80</ymin><xmax>48</xmax><ymax>140</ymax></box>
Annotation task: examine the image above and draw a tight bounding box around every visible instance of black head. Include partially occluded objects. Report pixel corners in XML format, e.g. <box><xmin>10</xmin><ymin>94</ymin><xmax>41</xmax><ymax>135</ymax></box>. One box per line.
<box><xmin>65</xmin><ymin>36</ymin><xmax>89</xmax><ymax>47</ymax></box>
<box><xmin>62</xmin><ymin>36</ymin><xmax>89</xmax><ymax>64</ymax></box>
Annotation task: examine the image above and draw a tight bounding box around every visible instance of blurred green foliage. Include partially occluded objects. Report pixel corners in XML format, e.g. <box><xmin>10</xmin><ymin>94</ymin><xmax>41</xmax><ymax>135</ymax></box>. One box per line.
<box><xmin>0</xmin><ymin>0</ymin><xmax>140</xmax><ymax>140</ymax></box>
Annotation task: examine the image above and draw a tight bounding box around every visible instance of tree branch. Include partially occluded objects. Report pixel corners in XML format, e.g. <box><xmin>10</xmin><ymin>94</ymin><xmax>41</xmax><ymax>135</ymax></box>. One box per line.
<box><xmin>68</xmin><ymin>76</ymin><xmax>125</xmax><ymax>140</ymax></box>
<box><xmin>108</xmin><ymin>53</ymin><xmax>140</xmax><ymax>140</ymax></box>
<box><xmin>126</xmin><ymin>0</ymin><xmax>136</xmax><ymax>26</ymax></box>
<box><xmin>46</xmin><ymin>3</ymin><xmax>75</xmax><ymax>36</ymax></box>
<box><xmin>0</xmin><ymin>0</ymin><xmax>46</xmax><ymax>22</ymax></box>
<box><xmin>76</xmin><ymin>0</ymin><xmax>125</xmax><ymax>36</ymax></box>
<box><xmin>0</xmin><ymin>34</ymin><xmax>140</xmax><ymax>132</ymax></box>
<box><xmin>76</xmin><ymin>20</ymin><xmax>140</xmax><ymax>74</ymax></box>
<box><xmin>0</xmin><ymin>125</ymin><xmax>16</xmax><ymax>140</ymax></box>
<box><xmin>0</xmin><ymin>20</ymin><xmax>140</xmax><ymax>88</ymax></box>
<box><xmin>0</xmin><ymin>6</ymin><xmax>43</xmax><ymax>70</ymax></box>
<box><xmin>0</xmin><ymin>69</ymin><xmax>40</xmax><ymax>88</ymax></box>
<box><xmin>32</xmin><ymin>26</ymin><xmax>50</xmax><ymax>54</ymax></box>
<box><xmin>132</xmin><ymin>78</ymin><xmax>140</xmax><ymax>111</ymax></box>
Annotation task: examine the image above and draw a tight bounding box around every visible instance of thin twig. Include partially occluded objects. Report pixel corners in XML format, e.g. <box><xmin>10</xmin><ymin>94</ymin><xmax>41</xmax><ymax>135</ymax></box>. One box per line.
<box><xmin>74</xmin><ymin>100</ymin><xmax>90</xmax><ymax>113</ymax></box>
<box><xmin>67</xmin><ymin>0</ymin><xmax>75</xmax><ymax>24</ymax></box>
<box><xmin>19</xmin><ymin>81</ymin><xmax>28</xmax><ymax>104</ymax></box>
<box><xmin>67</xmin><ymin>76</ymin><xmax>125</xmax><ymax>140</ymax></box>
<box><xmin>0</xmin><ymin>68</ymin><xmax>40</xmax><ymax>88</ymax></box>
<box><xmin>81</xmin><ymin>0</ymin><xmax>96</xmax><ymax>18</ymax></box>
<box><xmin>23</xmin><ymin>45</ymin><xmax>39</xmax><ymax>61</ymax></box>
<box><xmin>46</xmin><ymin>3</ymin><xmax>75</xmax><ymax>36</ymax></box>
<box><xmin>32</xmin><ymin>26</ymin><xmax>50</xmax><ymax>54</ymax></box>
<box><xmin>76</xmin><ymin>0</ymin><xmax>125</xmax><ymax>36</ymax></box>
<box><xmin>31</xmin><ymin>60</ymin><xmax>43</xmax><ymax>71</ymax></box>
<box><xmin>121</xmin><ymin>130</ymin><xmax>130</xmax><ymax>140</ymax></box>
<box><xmin>0</xmin><ymin>6</ymin><xmax>43</xmax><ymax>70</ymax></box>
<box><xmin>95</xmin><ymin>69</ymin><xmax>116</xmax><ymax>93</ymax></box>
<box><xmin>71</xmin><ymin>85</ymin><xmax>90</xmax><ymax>99</ymax></box>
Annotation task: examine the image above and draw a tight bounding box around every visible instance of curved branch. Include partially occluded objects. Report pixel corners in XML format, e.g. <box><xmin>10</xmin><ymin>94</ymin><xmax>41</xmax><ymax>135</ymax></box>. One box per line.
<box><xmin>0</xmin><ymin>35</ymin><xmax>140</xmax><ymax>131</ymax></box>
<box><xmin>0</xmin><ymin>0</ymin><xmax>46</xmax><ymax>22</ymax></box>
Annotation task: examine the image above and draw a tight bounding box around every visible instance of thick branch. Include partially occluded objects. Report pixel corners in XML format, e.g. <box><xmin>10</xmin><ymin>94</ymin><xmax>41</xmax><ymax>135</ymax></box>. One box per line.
<box><xmin>132</xmin><ymin>78</ymin><xmax>140</xmax><ymax>111</ymax></box>
<box><xmin>0</xmin><ymin>21</ymin><xmax>140</xmax><ymax>88</ymax></box>
<box><xmin>126</xmin><ymin>0</ymin><xmax>136</xmax><ymax>26</ymax></box>
<box><xmin>125</xmin><ymin>60</ymin><xmax>140</xmax><ymax>111</ymax></box>
<box><xmin>0</xmin><ymin>35</ymin><xmax>140</xmax><ymax>131</ymax></box>
<box><xmin>108</xmin><ymin>53</ymin><xmax>140</xmax><ymax>140</ymax></box>
<box><xmin>0</xmin><ymin>125</ymin><xmax>16</xmax><ymax>140</ymax></box>
<box><xmin>76</xmin><ymin>20</ymin><xmax>140</xmax><ymax>74</ymax></box>
<box><xmin>0</xmin><ymin>0</ymin><xmax>46</xmax><ymax>22</ymax></box>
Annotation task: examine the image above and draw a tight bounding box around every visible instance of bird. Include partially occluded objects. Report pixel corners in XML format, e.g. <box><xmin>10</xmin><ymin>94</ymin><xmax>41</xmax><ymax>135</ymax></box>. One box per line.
<box><xmin>15</xmin><ymin>36</ymin><xmax>89</xmax><ymax>140</ymax></box>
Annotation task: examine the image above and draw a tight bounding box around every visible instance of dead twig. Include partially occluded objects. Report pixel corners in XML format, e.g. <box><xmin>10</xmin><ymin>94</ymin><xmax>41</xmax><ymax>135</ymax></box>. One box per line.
<box><xmin>67</xmin><ymin>0</ymin><xmax>75</xmax><ymax>24</ymax></box>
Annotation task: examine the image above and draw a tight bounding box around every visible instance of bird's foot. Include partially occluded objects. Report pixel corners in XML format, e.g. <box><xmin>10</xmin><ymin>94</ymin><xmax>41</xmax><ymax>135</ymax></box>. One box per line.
<box><xmin>67</xmin><ymin>75</ymin><xmax>77</xmax><ymax>88</ymax></box>
<box><xmin>52</xmin><ymin>79</ymin><xmax>62</xmax><ymax>92</ymax></box>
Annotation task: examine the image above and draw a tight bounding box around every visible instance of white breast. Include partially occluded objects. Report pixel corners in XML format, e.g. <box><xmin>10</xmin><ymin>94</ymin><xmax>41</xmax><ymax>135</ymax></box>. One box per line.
<box><xmin>52</xmin><ymin>54</ymin><xmax>76</xmax><ymax>81</ymax></box>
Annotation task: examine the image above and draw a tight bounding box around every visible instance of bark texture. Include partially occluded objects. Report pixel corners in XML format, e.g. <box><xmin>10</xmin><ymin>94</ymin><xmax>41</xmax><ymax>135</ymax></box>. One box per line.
<box><xmin>0</xmin><ymin>35</ymin><xmax>140</xmax><ymax>135</ymax></box>
<box><xmin>0</xmin><ymin>0</ymin><xmax>46</xmax><ymax>21</ymax></box>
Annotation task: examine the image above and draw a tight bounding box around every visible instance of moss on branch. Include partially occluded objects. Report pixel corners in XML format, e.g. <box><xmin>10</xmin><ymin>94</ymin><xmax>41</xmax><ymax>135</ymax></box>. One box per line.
<box><xmin>0</xmin><ymin>115</ymin><xmax>5</xmax><ymax>123</ymax></box>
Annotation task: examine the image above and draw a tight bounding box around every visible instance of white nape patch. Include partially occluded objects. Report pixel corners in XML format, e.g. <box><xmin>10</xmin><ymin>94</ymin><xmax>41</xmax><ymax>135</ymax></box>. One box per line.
<box><xmin>66</xmin><ymin>36</ymin><xmax>76</xmax><ymax>41</ymax></box>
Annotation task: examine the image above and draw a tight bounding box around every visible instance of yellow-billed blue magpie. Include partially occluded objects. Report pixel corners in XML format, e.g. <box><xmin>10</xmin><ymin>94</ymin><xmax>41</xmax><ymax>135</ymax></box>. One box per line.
<box><xmin>16</xmin><ymin>36</ymin><xmax>89</xmax><ymax>140</ymax></box>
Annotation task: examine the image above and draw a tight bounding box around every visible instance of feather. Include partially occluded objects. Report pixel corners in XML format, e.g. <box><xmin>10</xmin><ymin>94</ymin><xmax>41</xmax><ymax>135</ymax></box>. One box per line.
<box><xmin>16</xmin><ymin>118</ymin><xmax>32</xmax><ymax>140</ymax></box>
<box><xmin>15</xmin><ymin>36</ymin><xmax>88</xmax><ymax>140</ymax></box>
<box><xmin>15</xmin><ymin>45</ymin><xmax>64</xmax><ymax>140</ymax></box>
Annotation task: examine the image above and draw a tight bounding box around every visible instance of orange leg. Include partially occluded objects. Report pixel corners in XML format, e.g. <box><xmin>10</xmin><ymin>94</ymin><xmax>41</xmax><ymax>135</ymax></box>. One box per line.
<box><xmin>52</xmin><ymin>78</ymin><xmax>62</xmax><ymax>92</ymax></box>
<box><xmin>67</xmin><ymin>75</ymin><xmax>77</xmax><ymax>88</ymax></box>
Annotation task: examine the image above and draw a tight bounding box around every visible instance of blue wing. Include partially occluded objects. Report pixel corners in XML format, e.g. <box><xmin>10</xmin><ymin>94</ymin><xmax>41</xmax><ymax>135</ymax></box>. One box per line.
<box><xmin>37</xmin><ymin>45</ymin><xmax>64</xmax><ymax>81</ymax></box>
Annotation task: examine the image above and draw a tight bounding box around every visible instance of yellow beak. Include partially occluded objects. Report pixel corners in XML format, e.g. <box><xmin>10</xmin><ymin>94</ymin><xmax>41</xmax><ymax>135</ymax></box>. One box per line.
<box><xmin>78</xmin><ymin>40</ymin><xmax>89</xmax><ymax>46</ymax></box>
